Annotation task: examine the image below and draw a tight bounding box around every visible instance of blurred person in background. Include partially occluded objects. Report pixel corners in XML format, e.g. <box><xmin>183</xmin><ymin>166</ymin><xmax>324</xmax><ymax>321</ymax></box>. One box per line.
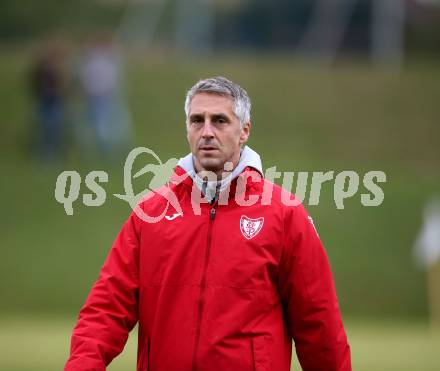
<box><xmin>65</xmin><ymin>77</ymin><xmax>351</xmax><ymax>371</ymax></box>
<box><xmin>30</xmin><ymin>40</ymin><xmax>66</xmax><ymax>161</ymax></box>
<box><xmin>414</xmin><ymin>197</ymin><xmax>440</xmax><ymax>328</ymax></box>
<box><xmin>77</xmin><ymin>33</ymin><xmax>132</xmax><ymax>158</ymax></box>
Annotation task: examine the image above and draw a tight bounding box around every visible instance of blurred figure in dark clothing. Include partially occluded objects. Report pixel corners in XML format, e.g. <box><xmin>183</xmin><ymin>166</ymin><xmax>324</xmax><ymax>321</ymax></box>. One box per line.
<box><xmin>30</xmin><ymin>42</ymin><xmax>66</xmax><ymax>161</ymax></box>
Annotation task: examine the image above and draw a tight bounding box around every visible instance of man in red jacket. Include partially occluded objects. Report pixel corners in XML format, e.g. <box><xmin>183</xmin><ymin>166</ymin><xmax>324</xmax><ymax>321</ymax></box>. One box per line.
<box><xmin>65</xmin><ymin>76</ymin><xmax>351</xmax><ymax>370</ymax></box>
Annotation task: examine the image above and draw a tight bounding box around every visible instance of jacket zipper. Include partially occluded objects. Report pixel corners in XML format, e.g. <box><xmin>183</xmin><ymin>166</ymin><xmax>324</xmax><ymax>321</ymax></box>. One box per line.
<box><xmin>192</xmin><ymin>205</ymin><xmax>217</xmax><ymax>371</ymax></box>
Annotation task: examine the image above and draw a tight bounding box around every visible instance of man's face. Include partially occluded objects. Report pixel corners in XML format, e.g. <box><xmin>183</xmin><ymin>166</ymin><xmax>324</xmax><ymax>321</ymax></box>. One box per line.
<box><xmin>187</xmin><ymin>93</ymin><xmax>250</xmax><ymax>176</ymax></box>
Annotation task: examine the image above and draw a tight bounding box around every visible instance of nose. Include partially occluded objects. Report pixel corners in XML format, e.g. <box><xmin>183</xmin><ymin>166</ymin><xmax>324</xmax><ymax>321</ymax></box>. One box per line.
<box><xmin>201</xmin><ymin>120</ymin><xmax>215</xmax><ymax>139</ymax></box>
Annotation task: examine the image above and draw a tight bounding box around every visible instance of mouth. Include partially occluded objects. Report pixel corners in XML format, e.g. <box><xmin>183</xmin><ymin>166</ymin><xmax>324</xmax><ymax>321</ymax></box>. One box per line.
<box><xmin>199</xmin><ymin>146</ymin><xmax>219</xmax><ymax>152</ymax></box>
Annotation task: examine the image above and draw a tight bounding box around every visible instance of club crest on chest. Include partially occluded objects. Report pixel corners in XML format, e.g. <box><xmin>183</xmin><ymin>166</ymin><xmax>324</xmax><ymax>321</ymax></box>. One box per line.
<box><xmin>240</xmin><ymin>215</ymin><xmax>264</xmax><ymax>240</ymax></box>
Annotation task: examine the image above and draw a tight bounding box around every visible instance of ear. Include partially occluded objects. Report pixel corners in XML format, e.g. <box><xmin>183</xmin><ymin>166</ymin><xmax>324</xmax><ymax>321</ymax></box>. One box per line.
<box><xmin>239</xmin><ymin>121</ymin><xmax>251</xmax><ymax>146</ymax></box>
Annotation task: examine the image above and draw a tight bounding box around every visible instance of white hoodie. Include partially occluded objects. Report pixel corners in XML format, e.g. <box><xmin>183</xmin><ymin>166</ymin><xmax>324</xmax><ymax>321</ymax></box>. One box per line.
<box><xmin>177</xmin><ymin>146</ymin><xmax>263</xmax><ymax>203</ymax></box>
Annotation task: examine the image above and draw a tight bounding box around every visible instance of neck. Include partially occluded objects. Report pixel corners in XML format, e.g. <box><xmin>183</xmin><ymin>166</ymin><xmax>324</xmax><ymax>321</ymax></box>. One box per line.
<box><xmin>194</xmin><ymin>167</ymin><xmax>233</xmax><ymax>182</ymax></box>
<box><xmin>194</xmin><ymin>152</ymin><xmax>241</xmax><ymax>181</ymax></box>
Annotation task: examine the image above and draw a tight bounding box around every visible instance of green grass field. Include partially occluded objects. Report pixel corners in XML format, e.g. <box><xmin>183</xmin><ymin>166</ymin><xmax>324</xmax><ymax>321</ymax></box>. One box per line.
<box><xmin>1</xmin><ymin>48</ymin><xmax>440</xmax><ymax>369</ymax></box>
<box><xmin>2</xmin><ymin>50</ymin><xmax>439</xmax><ymax>316</ymax></box>
<box><xmin>0</xmin><ymin>316</ymin><xmax>439</xmax><ymax>371</ymax></box>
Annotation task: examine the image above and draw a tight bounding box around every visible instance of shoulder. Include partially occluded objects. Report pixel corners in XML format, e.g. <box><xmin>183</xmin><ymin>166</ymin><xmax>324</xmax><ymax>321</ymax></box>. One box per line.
<box><xmin>258</xmin><ymin>177</ymin><xmax>313</xmax><ymax>227</ymax></box>
<box><xmin>131</xmin><ymin>182</ymin><xmax>183</xmax><ymax>224</ymax></box>
<box><xmin>259</xmin><ymin>178</ymin><xmax>299</xmax><ymax>208</ymax></box>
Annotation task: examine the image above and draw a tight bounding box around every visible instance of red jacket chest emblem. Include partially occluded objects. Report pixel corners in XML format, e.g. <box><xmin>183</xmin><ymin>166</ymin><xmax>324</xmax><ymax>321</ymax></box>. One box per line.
<box><xmin>240</xmin><ymin>215</ymin><xmax>264</xmax><ymax>239</ymax></box>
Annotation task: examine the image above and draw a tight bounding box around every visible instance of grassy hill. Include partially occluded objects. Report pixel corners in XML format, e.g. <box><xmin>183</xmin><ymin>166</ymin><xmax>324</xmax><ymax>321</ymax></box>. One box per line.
<box><xmin>1</xmin><ymin>49</ymin><xmax>439</xmax><ymax>320</ymax></box>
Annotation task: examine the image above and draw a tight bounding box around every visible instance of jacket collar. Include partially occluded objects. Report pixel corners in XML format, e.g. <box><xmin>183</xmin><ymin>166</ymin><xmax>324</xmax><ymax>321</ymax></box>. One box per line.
<box><xmin>171</xmin><ymin>146</ymin><xmax>264</xmax><ymax>202</ymax></box>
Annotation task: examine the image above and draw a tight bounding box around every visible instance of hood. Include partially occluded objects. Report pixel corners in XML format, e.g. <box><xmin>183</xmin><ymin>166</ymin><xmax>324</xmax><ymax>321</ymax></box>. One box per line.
<box><xmin>176</xmin><ymin>146</ymin><xmax>263</xmax><ymax>202</ymax></box>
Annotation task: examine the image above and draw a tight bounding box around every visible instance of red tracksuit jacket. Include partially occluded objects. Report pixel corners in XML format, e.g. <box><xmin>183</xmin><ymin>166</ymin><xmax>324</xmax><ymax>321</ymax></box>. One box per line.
<box><xmin>65</xmin><ymin>166</ymin><xmax>351</xmax><ymax>371</ymax></box>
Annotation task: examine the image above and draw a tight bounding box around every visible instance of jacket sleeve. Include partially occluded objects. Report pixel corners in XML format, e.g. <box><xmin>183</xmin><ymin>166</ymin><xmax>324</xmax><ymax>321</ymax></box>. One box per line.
<box><xmin>278</xmin><ymin>203</ymin><xmax>351</xmax><ymax>371</ymax></box>
<box><xmin>65</xmin><ymin>211</ymin><xmax>141</xmax><ymax>371</ymax></box>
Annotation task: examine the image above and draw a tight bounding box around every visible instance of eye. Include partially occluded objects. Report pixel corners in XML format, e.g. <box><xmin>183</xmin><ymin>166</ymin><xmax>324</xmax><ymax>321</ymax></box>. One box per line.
<box><xmin>214</xmin><ymin>116</ymin><xmax>228</xmax><ymax>124</ymax></box>
<box><xmin>191</xmin><ymin>116</ymin><xmax>203</xmax><ymax>124</ymax></box>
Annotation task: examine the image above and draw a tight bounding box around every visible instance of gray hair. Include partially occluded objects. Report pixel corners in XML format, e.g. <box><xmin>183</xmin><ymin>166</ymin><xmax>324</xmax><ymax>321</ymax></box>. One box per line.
<box><xmin>184</xmin><ymin>76</ymin><xmax>251</xmax><ymax>128</ymax></box>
